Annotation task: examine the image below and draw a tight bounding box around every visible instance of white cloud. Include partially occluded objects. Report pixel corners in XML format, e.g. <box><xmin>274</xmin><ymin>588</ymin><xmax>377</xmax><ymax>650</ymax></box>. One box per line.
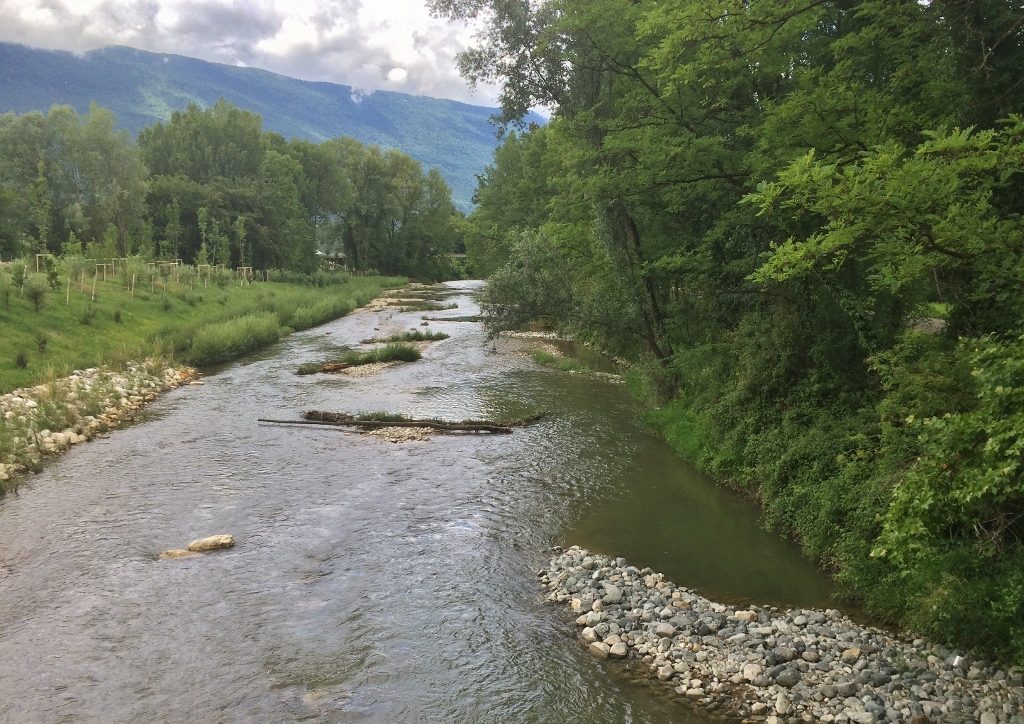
<box><xmin>0</xmin><ymin>0</ymin><xmax>498</xmax><ymax>104</ymax></box>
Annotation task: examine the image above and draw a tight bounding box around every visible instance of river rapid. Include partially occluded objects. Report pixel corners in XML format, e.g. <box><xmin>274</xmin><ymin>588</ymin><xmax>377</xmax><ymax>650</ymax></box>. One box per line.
<box><xmin>0</xmin><ymin>281</ymin><xmax>837</xmax><ymax>723</ymax></box>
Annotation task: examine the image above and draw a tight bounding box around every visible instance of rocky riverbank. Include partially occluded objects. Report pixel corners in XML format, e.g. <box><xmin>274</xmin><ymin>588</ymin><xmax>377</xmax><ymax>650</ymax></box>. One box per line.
<box><xmin>541</xmin><ymin>546</ymin><xmax>1024</xmax><ymax>723</ymax></box>
<box><xmin>0</xmin><ymin>362</ymin><xmax>197</xmax><ymax>487</ymax></box>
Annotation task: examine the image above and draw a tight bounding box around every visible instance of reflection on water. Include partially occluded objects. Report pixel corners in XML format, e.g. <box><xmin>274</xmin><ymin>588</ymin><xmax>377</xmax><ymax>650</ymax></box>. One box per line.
<box><xmin>0</xmin><ymin>281</ymin><xmax>835</xmax><ymax>723</ymax></box>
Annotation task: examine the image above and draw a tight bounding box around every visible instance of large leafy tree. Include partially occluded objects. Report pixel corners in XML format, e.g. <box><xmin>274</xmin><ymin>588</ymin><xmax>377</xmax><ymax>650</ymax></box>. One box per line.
<box><xmin>441</xmin><ymin>0</ymin><xmax>1024</xmax><ymax>660</ymax></box>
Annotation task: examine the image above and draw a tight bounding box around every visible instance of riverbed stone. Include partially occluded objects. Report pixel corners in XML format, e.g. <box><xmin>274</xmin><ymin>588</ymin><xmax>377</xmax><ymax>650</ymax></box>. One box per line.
<box><xmin>742</xmin><ymin>663</ymin><xmax>764</xmax><ymax>682</ymax></box>
<box><xmin>602</xmin><ymin>584</ymin><xmax>623</xmax><ymax>605</ymax></box>
<box><xmin>776</xmin><ymin>668</ymin><xmax>801</xmax><ymax>688</ymax></box>
<box><xmin>609</xmin><ymin>642</ymin><xmax>628</xmax><ymax>658</ymax></box>
<box><xmin>0</xmin><ymin>362</ymin><xmax>197</xmax><ymax>485</ymax></box>
<box><xmin>159</xmin><ymin>548</ymin><xmax>200</xmax><ymax>560</ymax></box>
<box><xmin>776</xmin><ymin>647</ymin><xmax>797</xmax><ymax>662</ymax></box>
<box><xmin>775</xmin><ymin>692</ymin><xmax>790</xmax><ymax>715</ymax></box>
<box><xmin>841</xmin><ymin>648</ymin><xmax>862</xmax><ymax>664</ymax></box>
<box><xmin>542</xmin><ymin>545</ymin><xmax>1024</xmax><ymax>724</ymax></box>
<box><xmin>837</xmin><ymin>681</ymin><xmax>858</xmax><ymax>697</ymax></box>
<box><xmin>187</xmin><ymin>534</ymin><xmax>235</xmax><ymax>552</ymax></box>
<box><xmin>589</xmin><ymin>641</ymin><xmax>610</xmax><ymax>658</ymax></box>
<box><xmin>655</xmin><ymin>622</ymin><xmax>676</xmax><ymax>638</ymax></box>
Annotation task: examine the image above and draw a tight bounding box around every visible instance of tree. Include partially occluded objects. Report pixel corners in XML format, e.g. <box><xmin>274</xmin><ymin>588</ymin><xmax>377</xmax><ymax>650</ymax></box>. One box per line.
<box><xmin>234</xmin><ymin>215</ymin><xmax>249</xmax><ymax>267</ymax></box>
<box><xmin>161</xmin><ymin>201</ymin><xmax>182</xmax><ymax>260</ymax></box>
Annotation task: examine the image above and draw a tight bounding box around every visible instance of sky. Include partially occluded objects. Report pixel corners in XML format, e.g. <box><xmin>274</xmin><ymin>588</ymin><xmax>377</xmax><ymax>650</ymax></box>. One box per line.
<box><xmin>0</xmin><ymin>0</ymin><xmax>497</xmax><ymax>105</ymax></box>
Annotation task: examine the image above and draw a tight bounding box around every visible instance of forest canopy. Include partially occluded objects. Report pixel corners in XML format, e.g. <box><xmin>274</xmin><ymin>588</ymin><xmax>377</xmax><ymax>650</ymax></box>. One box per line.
<box><xmin>0</xmin><ymin>99</ymin><xmax>462</xmax><ymax>279</ymax></box>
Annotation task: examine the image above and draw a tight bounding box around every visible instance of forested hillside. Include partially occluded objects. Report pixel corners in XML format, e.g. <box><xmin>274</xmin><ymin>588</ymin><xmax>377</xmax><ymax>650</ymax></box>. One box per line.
<box><xmin>0</xmin><ymin>100</ymin><xmax>461</xmax><ymax>278</ymax></box>
<box><xmin>0</xmin><ymin>42</ymin><xmax>528</xmax><ymax>209</ymax></box>
<box><xmin>435</xmin><ymin>0</ymin><xmax>1024</xmax><ymax>662</ymax></box>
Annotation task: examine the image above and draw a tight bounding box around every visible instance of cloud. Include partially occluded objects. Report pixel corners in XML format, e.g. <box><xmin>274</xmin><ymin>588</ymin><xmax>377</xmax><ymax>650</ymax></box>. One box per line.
<box><xmin>0</xmin><ymin>0</ymin><xmax>498</xmax><ymax>104</ymax></box>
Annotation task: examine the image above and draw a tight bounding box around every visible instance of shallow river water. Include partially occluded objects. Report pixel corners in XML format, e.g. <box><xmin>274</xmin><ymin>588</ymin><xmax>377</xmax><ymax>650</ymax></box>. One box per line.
<box><xmin>0</xmin><ymin>281</ymin><xmax>838</xmax><ymax>723</ymax></box>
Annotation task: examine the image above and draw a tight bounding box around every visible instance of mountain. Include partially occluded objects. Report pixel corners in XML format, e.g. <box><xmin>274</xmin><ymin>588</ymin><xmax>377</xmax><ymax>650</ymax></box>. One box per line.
<box><xmin>0</xmin><ymin>42</ymin><xmax>523</xmax><ymax>209</ymax></box>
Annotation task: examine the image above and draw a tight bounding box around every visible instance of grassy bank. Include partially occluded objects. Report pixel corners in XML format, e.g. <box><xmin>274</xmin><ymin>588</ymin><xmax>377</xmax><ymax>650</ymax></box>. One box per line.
<box><xmin>0</xmin><ymin>272</ymin><xmax>404</xmax><ymax>393</ymax></box>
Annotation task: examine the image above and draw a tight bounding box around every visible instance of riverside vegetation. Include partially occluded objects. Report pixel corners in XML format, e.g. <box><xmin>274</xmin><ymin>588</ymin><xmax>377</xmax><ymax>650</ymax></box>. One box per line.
<box><xmin>0</xmin><ymin>264</ymin><xmax>401</xmax><ymax>495</ymax></box>
<box><xmin>431</xmin><ymin>0</ymin><xmax>1024</xmax><ymax>665</ymax></box>
<box><xmin>0</xmin><ymin>93</ymin><xmax>463</xmax><ymax>495</ymax></box>
<box><xmin>0</xmin><ymin>261</ymin><xmax>402</xmax><ymax>393</ymax></box>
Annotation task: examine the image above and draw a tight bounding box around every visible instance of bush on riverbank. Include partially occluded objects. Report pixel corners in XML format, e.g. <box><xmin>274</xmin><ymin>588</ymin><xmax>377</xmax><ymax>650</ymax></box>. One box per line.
<box><xmin>0</xmin><ymin>269</ymin><xmax>404</xmax><ymax>393</ymax></box>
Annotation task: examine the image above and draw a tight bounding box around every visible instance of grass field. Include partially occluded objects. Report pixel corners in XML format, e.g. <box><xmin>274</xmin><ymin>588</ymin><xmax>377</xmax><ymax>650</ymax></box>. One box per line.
<box><xmin>0</xmin><ymin>272</ymin><xmax>404</xmax><ymax>393</ymax></box>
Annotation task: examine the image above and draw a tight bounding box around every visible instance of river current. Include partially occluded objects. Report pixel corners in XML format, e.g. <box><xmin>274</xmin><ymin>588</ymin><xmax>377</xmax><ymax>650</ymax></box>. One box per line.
<box><xmin>0</xmin><ymin>281</ymin><xmax>836</xmax><ymax>722</ymax></box>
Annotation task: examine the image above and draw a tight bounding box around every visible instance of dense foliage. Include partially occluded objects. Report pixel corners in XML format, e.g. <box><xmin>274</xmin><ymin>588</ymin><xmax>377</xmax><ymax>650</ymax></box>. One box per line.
<box><xmin>434</xmin><ymin>0</ymin><xmax>1024</xmax><ymax>661</ymax></box>
<box><xmin>0</xmin><ymin>100</ymin><xmax>461</xmax><ymax>279</ymax></box>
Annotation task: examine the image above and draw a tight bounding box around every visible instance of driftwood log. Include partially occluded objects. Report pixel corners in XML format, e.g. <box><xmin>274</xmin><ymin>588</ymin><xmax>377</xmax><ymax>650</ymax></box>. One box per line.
<box><xmin>257</xmin><ymin>418</ymin><xmax>510</xmax><ymax>434</ymax></box>
<box><xmin>257</xmin><ymin>410</ymin><xmax>546</xmax><ymax>435</ymax></box>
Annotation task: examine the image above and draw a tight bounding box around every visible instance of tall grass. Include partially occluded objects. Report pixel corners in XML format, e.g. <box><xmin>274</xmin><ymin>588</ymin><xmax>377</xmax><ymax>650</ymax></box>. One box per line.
<box><xmin>188</xmin><ymin>313</ymin><xmax>284</xmax><ymax>365</ymax></box>
<box><xmin>361</xmin><ymin>330</ymin><xmax>449</xmax><ymax>343</ymax></box>
<box><xmin>297</xmin><ymin>342</ymin><xmax>422</xmax><ymax>374</ymax></box>
<box><xmin>286</xmin><ymin>298</ymin><xmax>355</xmax><ymax>331</ymax></box>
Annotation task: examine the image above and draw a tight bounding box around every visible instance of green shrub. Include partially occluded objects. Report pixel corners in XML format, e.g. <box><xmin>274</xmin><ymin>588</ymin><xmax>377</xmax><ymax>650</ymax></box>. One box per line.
<box><xmin>0</xmin><ymin>271</ymin><xmax>11</xmax><ymax>309</ymax></box>
<box><xmin>44</xmin><ymin>258</ymin><xmax>60</xmax><ymax>289</ymax></box>
<box><xmin>372</xmin><ymin>342</ymin><xmax>422</xmax><ymax>363</ymax></box>
<box><xmin>188</xmin><ymin>312</ymin><xmax>283</xmax><ymax>365</ymax></box>
<box><xmin>8</xmin><ymin>260</ymin><xmax>26</xmax><ymax>290</ymax></box>
<box><xmin>23</xmin><ymin>273</ymin><xmax>48</xmax><ymax>312</ymax></box>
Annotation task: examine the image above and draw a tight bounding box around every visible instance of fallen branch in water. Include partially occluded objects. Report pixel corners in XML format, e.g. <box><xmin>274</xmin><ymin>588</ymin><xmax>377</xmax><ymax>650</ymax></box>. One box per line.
<box><xmin>257</xmin><ymin>409</ymin><xmax>547</xmax><ymax>435</ymax></box>
<box><xmin>420</xmin><ymin>315</ymin><xmax>485</xmax><ymax>322</ymax></box>
<box><xmin>259</xmin><ymin>416</ymin><xmax>510</xmax><ymax>434</ymax></box>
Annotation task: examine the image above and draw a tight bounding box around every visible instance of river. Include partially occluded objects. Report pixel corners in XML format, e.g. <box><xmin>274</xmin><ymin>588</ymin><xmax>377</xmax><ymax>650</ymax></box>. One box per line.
<box><xmin>0</xmin><ymin>280</ymin><xmax>837</xmax><ymax>722</ymax></box>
